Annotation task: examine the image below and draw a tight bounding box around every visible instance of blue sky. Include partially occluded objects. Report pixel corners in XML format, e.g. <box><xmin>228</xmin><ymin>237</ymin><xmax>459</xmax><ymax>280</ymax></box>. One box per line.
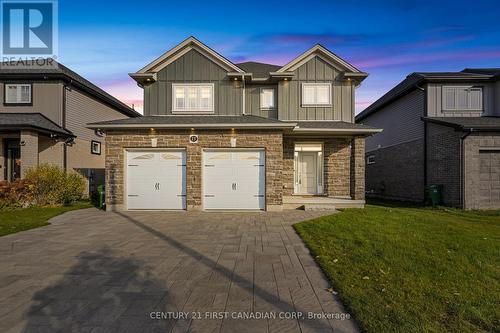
<box><xmin>57</xmin><ymin>0</ymin><xmax>500</xmax><ymax>113</ymax></box>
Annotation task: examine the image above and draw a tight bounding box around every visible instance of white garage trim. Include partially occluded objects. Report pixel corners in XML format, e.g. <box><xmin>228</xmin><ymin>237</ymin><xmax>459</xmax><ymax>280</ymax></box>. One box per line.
<box><xmin>202</xmin><ymin>148</ymin><xmax>266</xmax><ymax>210</ymax></box>
<box><xmin>125</xmin><ymin>148</ymin><xmax>186</xmax><ymax>210</ymax></box>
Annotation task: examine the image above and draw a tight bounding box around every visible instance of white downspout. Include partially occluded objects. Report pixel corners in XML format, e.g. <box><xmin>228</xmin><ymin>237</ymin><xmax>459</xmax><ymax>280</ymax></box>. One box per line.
<box><xmin>242</xmin><ymin>74</ymin><xmax>246</xmax><ymax>115</ymax></box>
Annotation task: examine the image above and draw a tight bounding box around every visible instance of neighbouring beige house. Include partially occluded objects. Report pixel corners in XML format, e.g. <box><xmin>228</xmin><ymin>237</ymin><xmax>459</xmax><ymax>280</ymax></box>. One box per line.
<box><xmin>0</xmin><ymin>61</ymin><xmax>141</xmax><ymax>194</ymax></box>
<box><xmin>88</xmin><ymin>37</ymin><xmax>381</xmax><ymax>211</ymax></box>
<box><xmin>356</xmin><ymin>69</ymin><xmax>500</xmax><ymax>209</ymax></box>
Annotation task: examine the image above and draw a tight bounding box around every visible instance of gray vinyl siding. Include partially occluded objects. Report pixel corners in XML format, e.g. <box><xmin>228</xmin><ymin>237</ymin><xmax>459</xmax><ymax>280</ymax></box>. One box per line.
<box><xmin>495</xmin><ymin>81</ymin><xmax>500</xmax><ymax>116</ymax></box>
<box><xmin>426</xmin><ymin>82</ymin><xmax>495</xmax><ymax>117</ymax></box>
<box><xmin>144</xmin><ymin>49</ymin><xmax>242</xmax><ymax>116</ymax></box>
<box><xmin>245</xmin><ymin>84</ymin><xmax>278</xmax><ymax>119</ymax></box>
<box><xmin>0</xmin><ymin>82</ymin><xmax>63</xmax><ymax>125</ymax></box>
<box><xmin>65</xmin><ymin>88</ymin><xmax>128</xmax><ymax>141</ymax></box>
<box><xmin>278</xmin><ymin>57</ymin><xmax>354</xmax><ymax>122</ymax></box>
<box><xmin>65</xmin><ymin>88</ymin><xmax>130</xmax><ymax>170</ymax></box>
<box><xmin>361</xmin><ymin>89</ymin><xmax>425</xmax><ymax>152</ymax></box>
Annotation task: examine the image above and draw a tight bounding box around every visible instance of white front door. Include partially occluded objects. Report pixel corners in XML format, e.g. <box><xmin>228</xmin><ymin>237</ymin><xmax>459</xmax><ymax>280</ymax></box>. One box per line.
<box><xmin>203</xmin><ymin>150</ymin><xmax>265</xmax><ymax>210</ymax></box>
<box><xmin>126</xmin><ymin>150</ymin><xmax>186</xmax><ymax>210</ymax></box>
<box><xmin>298</xmin><ymin>152</ymin><xmax>318</xmax><ymax>194</ymax></box>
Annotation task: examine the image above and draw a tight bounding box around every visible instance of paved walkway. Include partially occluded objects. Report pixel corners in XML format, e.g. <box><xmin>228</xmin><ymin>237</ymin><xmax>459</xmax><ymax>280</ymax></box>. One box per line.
<box><xmin>0</xmin><ymin>208</ymin><xmax>358</xmax><ymax>333</ymax></box>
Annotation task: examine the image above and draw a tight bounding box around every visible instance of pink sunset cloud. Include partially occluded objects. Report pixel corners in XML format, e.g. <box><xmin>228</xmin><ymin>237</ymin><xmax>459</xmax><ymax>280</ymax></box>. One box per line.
<box><xmin>352</xmin><ymin>49</ymin><xmax>500</xmax><ymax>69</ymax></box>
<box><xmin>98</xmin><ymin>79</ymin><xmax>144</xmax><ymax>114</ymax></box>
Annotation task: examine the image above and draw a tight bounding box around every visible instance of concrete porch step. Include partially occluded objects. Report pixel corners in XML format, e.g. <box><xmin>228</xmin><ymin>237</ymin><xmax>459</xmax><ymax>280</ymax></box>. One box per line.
<box><xmin>303</xmin><ymin>203</ymin><xmax>337</xmax><ymax>211</ymax></box>
<box><xmin>283</xmin><ymin>195</ymin><xmax>365</xmax><ymax>210</ymax></box>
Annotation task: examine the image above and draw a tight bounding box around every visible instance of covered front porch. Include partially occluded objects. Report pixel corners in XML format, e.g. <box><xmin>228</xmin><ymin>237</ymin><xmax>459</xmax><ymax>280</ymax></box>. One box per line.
<box><xmin>282</xmin><ymin>127</ymin><xmax>372</xmax><ymax>210</ymax></box>
<box><xmin>0</xmin><ymin>113</ymin><xmax>74</xmax><ymax>181</ymax></box>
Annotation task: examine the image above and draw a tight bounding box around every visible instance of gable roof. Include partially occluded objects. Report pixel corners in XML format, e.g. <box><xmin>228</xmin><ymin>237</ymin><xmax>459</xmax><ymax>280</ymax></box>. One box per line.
<box><xmin>0</xmin><ymin>113</ymin><xmax>74</xmax><ymax>137</ymax></box>
<box><xmin>356</xmin><ymin>69</ymin><xmax>496</xmax><ymax>122</ymax></box>
<box><xmin>136</xmin><ymin>36</ymin><xmax>244</xmax><ymax>74</ymax></box>
<box><xmin>0</xmin><ymin>60</ymin><xmax>141</xmax><ymax>118</ymax></box>
<box><xmin>131</xmin><ymin>37</ymin><xmax>366</xmax><ymax>84</ymax></box>
<box><xmin>277</xmin><ymin>44</ymin><xmax>363</xmax><ymax>74</ymax></box>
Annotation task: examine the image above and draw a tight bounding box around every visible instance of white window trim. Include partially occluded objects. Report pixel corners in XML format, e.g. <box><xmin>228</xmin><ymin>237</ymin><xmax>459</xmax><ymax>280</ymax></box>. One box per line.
<box><xmin>4</xmin><ymin>83</ymin><xmax>32</xmax><ymax>104</ymax></box>
<box><xmin>171</xmin><ymin>83</ymin><xmax>214</xmax><ymax>114</ymax></box>
<box><xmin>293</xmin><ymin>142</ymin><xmax>324</xmax><ymax>195</ymax></box>
<box><xmin>301</xmin><ymin>82</ymin><xmax>332</xmax><ymax>107</ymax></box>
<box><xmin>259</xmin><ymin>87</ymin><xmax>276</xmax><ymax>110</ymax></box>
<box><xmin>367</xmin><ymin>155</ymin><xmax>375</xmax><ymax>165</ymax></box>
<box><xmin>442</xmin><ymin>85</ymin><xmax>483</xmax><ymax>111</ymax></box>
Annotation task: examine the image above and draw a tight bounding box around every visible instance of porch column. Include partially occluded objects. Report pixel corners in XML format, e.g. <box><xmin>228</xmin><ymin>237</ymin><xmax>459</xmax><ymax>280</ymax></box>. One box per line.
<box><xmin>350</xmin><ymin>137</ymin><xmax>365</xmax><ymax>200</ymax></box>
<box><xmin>20</xmin><ymin>130</ymin><xmax>39</xmax><ymax>178</ymax></box>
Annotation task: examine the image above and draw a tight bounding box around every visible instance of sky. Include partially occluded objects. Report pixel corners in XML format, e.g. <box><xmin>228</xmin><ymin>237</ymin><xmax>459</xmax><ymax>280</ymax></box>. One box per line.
<box><xmin>56</xmin><ymin>0</ymin><xmax>500</xmax><ymax>114</ymax></box>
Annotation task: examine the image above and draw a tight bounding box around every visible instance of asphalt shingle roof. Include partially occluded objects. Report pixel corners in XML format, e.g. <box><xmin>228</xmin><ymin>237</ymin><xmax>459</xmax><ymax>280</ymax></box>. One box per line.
<box><xmin>0</xmin><ymin>113</ymin><xmax>74</xmax><ymax>136</ymax></box>
<box><xmin>89</xmin><ymin>115</ymin><xmax>285</xmax><ymax>126</ymax></box>
<box><xmin>0</xmin><ymin>60</ymin><xmax>140</xmax><ymax>117</ymax></box>
<box><xmin>423</xmin><ymin>117</ymin><xmax>500</xmax><ymax>130</ymax></box>
<box><xmin>293</xmin><ymin>121</ymin><xmax>377</xmax><ymax>130</ymax></box>
<box><xmin>236</xmin><ymin>62</ymin><xmax>281</xmax><ymax>79</ymax></box>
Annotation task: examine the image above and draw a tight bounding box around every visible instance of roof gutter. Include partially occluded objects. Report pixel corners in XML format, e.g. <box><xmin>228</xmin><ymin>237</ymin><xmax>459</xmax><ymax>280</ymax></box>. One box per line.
<box><xmin>87</xmin><ymin>122</ymin><xmax>298</xmax><ymax>130</ymax></box>
<box><xmin>292</xmin><ymin>128</ymin><xmax>383</xmax><ymax>135</ymax></box>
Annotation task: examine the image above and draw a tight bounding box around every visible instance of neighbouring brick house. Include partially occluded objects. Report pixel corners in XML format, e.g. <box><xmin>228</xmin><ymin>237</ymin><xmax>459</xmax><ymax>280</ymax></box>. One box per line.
<box><xmin>356</xmin><ymin>69</ymin><xmax>500</xmax><ymax>209</ymax></box>
<box><xmin>0</xmin><ymin>60</ymin><xmax>140</xmax><ymax>194</ymax></box>
<box><xmin>89</xmin><ymin>37</ymin><xmax>380</xmax><ymax>211</ymax></box>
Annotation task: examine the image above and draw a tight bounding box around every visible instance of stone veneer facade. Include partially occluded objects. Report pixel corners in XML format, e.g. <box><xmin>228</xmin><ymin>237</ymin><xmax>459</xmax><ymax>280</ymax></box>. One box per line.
<box><xmin>282</xmin><ymin>137</ymin><xmax>365</xmax><ymax>200</ymax></box>
<box><xmin>105</xmin><ymin>129</ymin><xmax>366</xmax><ymax>211</ymax></box>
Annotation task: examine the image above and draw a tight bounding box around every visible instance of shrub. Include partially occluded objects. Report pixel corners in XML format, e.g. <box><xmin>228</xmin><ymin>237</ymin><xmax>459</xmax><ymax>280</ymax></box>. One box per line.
<box><xmin>0</xmin><ymin>179</ymin><xmax>35</xmax><ymax>209</ymax></box>
<box><xmin>24</xmin><ymin>164</ymin><xmax>85</xmax><ymax>206</ymax></box>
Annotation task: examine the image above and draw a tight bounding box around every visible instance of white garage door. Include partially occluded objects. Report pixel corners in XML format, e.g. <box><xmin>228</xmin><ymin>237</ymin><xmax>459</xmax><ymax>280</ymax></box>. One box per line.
<box><xmin>203</xmin><ymin>150</ymin><xmax>265</xmax><ymax>210</ymax></box>
<box><xmin>126</xmin><ymin>150</ymin><xmax>186</xmax><ymax>210</ymax></box>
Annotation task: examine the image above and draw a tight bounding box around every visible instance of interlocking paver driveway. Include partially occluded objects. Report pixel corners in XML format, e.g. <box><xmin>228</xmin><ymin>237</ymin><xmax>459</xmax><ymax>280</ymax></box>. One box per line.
<box><xmin>0</xmin><ymin>208</ymin><xmax>358</xmax><ymax>333</ymax></box>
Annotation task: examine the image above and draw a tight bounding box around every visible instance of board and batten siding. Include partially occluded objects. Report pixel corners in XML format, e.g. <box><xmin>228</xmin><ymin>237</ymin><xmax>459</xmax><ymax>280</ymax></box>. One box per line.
<box><xmin>144</xmin><ymin>49</ymin><xmax>242</xmax><ymax>116</ymax></box>
<box><xmin>426</xmin><ymin>82</ymin><xmax>495</xmax><ymax>117</ymax></box>
<box><xmin>0</xmin><ymin>82</ymin><xmax>63</xmax><ymax>125</ymax></box>
<box><xmin>361</xmin><ymin>89</ymin><xmax>425</xmax><ymax>152</ymax></box>
<box><xmin>278</xmin><ymin>57</ymin><xmax>354</xmax><ymax>122</ymax></box>
<box><xmin>245</xmin><ymin>84</ymin><xmax>278</xmax><ymax>119</ymax></box>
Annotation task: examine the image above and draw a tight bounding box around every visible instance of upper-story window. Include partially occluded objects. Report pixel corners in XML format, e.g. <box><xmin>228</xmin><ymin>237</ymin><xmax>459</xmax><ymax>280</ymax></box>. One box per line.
<box><xmin>172</xmin><ymin>83</ymin><xmax>214</xmax><ymax>113</ymax></box>
<box><xmin>4</xmin><ymin>83</ymin><xmax>32</xmax><ymax>105</ymax></box>
<box><xmin>302</xmin><ymin>83</ymin><xmax>331</xmax><ymax>107</ymax></box>
<box><xmin>442</xmin><ymin>86</ymin><xmax>482</xmax><ymax>111</ymax></box>
<box><xmin>260</xmin><ymin>88</ymin><xmax>275</xmax><ymax>109</ymax></box>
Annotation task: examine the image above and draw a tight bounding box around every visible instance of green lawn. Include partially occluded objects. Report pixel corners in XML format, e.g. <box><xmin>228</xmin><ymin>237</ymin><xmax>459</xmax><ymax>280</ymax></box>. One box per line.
<box><xmin>294</xmin><ymin>205</ymin><xmax>500</xmax><ymax>333</ymax></box>
<box><xmin>0</xmin><ymin>202</ymin><xmax>92</xmax><ymax>237</ymax></box>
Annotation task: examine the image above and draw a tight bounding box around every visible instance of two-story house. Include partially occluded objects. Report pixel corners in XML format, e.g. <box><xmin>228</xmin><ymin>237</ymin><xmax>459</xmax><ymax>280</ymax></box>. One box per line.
<box><xmin>89</xmin><ymin>37</ymin><xmax>380</xmax><ymax>211</ymax></box>
<box><xmin>0</xmin><ymin>61</ymin><xmax>141</xmax><ymax>193</ymax></box>
<box><xmin>356</xmin><ymin>69</ymin><xmax>500</xmax><ymax>209</ymax></box>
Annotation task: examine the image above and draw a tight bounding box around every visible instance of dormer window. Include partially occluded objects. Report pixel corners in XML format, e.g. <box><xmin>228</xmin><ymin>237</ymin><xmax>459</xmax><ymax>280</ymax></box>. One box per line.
<box><xmin>172</xmin><ymin>83</ymin><xmax>214</xmax><ymax>113</ymax></box>
<box><xmin>4</xmin><ymin>83</ymin><xmax>32</xmax><ymax>105</ymax></box>
<box><xmin>301</xmin><ymin>83</ymin><xmax>331</xmax><ymax>107</ymax></box>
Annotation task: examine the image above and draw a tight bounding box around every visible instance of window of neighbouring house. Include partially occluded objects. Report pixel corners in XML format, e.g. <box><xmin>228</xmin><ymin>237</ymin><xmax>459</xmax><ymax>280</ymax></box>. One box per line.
<box><xmin>4</xmin><ymin>84</ymin><xmax>32</xmax><ymax>104</ymax></box>
<box><xmin>367</xmin><ymin>155</ymin><xmax>375</xmax><ymax>165</ymax></box>
<box><xmin>172</xmin><ymin>83</ymin><xmax>214</xmax><ymax>113</ymax></box>
<box><xmin>260</xmin><ymin>88</ymin><xmax>275</xmax><ymax>109</ymax></box>
<box><xmin>442</xmin><ymin>86</ymin><xmax>483</xmax><ymax>111</ymax></box>
<box><xmin>301</xmin><ymin>83</ymin><xmax>331</xmax><ymax>106</ymax></box>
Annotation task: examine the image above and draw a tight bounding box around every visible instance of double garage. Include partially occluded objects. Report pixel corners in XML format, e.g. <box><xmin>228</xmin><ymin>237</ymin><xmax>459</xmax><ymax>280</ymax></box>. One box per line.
<box><xmin>126</xmin><ymin>149</ymin><xmax>266</xmax><ymax>210</ymax></box>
